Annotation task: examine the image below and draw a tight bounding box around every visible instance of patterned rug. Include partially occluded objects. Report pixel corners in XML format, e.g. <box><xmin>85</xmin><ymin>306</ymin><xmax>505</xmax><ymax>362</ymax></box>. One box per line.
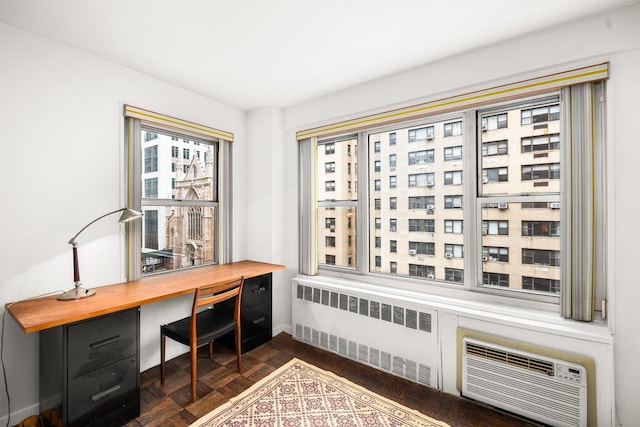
<box><xmin>190</xmin><ymin>358</ymin><xmax>450</xmax><ymax>427</ymax></box>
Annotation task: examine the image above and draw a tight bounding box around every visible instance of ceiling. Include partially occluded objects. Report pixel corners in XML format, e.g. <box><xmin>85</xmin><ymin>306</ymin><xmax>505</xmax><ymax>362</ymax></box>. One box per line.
<box><xmin>1</xmin><ymin>0</ymin><xmax>637</xmax><ymax>111</ymax></box>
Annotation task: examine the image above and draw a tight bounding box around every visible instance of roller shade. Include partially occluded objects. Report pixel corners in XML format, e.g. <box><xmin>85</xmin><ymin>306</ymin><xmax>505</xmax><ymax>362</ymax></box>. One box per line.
<box><xmin>297</xmin><ymin>62</ymin><xmax>608</xmax><ymax>140</ymax></box>
<box><xmin>124</xmin><ymin>105</ymin><xmax>233</xmax><ymax>142</ymax></box>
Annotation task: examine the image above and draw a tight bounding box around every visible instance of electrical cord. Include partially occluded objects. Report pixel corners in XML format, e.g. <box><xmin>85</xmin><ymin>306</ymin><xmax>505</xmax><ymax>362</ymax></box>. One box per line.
<box><xmin>2</xmin><ymin>292</ymin><xmax>63</xmax><ymax>427</ymax></box>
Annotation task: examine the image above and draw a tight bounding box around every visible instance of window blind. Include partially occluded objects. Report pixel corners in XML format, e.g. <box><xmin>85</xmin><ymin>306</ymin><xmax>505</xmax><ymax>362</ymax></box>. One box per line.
<box><xmin>124</xmin><ymin>105</ymin><xmax>233</xmax><ymax>142</ymax></box>
<box><xmin>296</xmin><ymin>62</ymin><xmax>608</xmax><ymax>141</ymax></box>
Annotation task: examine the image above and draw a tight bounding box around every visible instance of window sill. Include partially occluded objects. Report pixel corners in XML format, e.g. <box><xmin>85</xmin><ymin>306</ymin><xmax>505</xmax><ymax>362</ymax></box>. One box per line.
<box><xmin>297</xmin><ymin>272</ymin><xmax>612</xmax><ymax>344</ymax></box>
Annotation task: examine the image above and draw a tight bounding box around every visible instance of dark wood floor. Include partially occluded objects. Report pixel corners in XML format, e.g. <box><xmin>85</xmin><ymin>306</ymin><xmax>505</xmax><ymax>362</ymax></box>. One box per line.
<box><xmin>126</xmin><ymin>332</ymin><xmax>543</xmax><ymax>427</ymax></box>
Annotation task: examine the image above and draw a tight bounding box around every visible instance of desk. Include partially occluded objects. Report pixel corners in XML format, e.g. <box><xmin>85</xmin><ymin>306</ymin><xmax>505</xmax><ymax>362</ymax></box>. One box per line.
<box><xmin>8</xmin><ymin>260</ymin><xmax>285</xmax><ymax>333</ymax></box>
<box><xmin>7</xmin><ymin>260</ymin><xmax>285</xmax><ymax>427</ymax></box>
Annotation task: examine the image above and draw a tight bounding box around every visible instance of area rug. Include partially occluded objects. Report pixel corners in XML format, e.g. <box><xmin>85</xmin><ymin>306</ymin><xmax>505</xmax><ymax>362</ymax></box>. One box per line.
<box><xmin>190</xmin><ymin>358</ymin><xmax>450</xmax><ymax>427</ymax></box>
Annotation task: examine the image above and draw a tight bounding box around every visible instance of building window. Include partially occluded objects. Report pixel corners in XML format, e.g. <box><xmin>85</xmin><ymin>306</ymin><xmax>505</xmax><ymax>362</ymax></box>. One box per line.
<box><xmin>389</xmin><ymin>132</ymin><xmax>397</xmax><ymax>145</ymax></box>
<box><xmin>482</xmin><ymin>140</ymin><xmax>508</xmax><ymax>156</ymax></box>
<box><xmin>522</xmin><ymin>276</ymin><xmax>560</xmax><ymax>293</ymax></box>
<box><xmin>481</xmin><ymin>113</ymin><xmax>508</xmax><ymax>130</ymax></box>
<box><xmin>409</xmin><ymin>173</ymin><xmax>435</xmax><ymax>187</ymax></box>
<box><xmin>445</xmin><ymin>268</ymin><xmax>464</xmax><ymax>282</ymax></box>
<box><xmin>375</xmin><ymin>217</ymin><xmax>381</xmax><ymax>229</ymax></box>
<box><xmin>144</xmin><ymin>210</ymin><xmax>158</xmax><ymax>250</ymax></box>
<box><xmin>390</xmin><ymin>262</ymin><xmax>397</xmax><ymax>274</ymax></box>
<box><xmin>408</xmin><ymin>126</ymin><xmax>434</xmax><ymax>142</ymax></box>
<box><xmin>444</xmin><ymin>244</ymin><xmax>464</xmax><ymax>258</ymax></box>
<box><xmin>374</xmin><ymin>198</ymin><xmax>381</xmax><ymax>210</ymax></box>
<box><xmin>409</xmin><ymin>219</ymin><xmax>435</xmax><ymax>232</ymax></box>
<box><xmin>444</xmin><ymin>195</ymin><xmax>463</xmax><ymax>209</ymax></box>
<box><xmin>374</xmin><ymin>141</ymin><xmax>381</xmax><ymax>152</ymax></box>
<box><xmin>389</xmin><ymin>197</ymin><xmax>397</xmax><ymax>210</ymax></box>
<box><xmin>183</xmin><ymin>148</ymin><xmax>190</xmax><ymax>160</ymax></box>
<box><xmin>144</xmin><ymin>178</ymin><xmax>158</xmax><ymax>198</ymax></box>
<box><xmin>482</xmin><ymin>220</ymin><xmax>509</xmax><ymax>235</ymax></box>
<box><xmin>409</xmin><ymin>241</ymin><xmax>435</xmax><ymax>256</ymax></box>
<box><xmin>375</xmin><ymin>237</ymin><xmax>381</xmax><ymax>248</ymax></box>
<box><xmin>444</xmin><ymin>146</ymin><xmax>463</xmax><ymax>161</ymax></box>
<box><xmin>326</xmin><ymin>236</ymin><xmax>336</xmax><ymax>247</ymax></box>
<box><xmin>389</xmin><ymin>176</ymin><xmax>397</xmax><ymax>188</ymax></box>
<box><xmin>390</xmin><ymin>240</ymin><xmax>397</xmax><ymax>253</ymax></box>
<box><xmin>144</xmin><ymin>145</ymin><xmax>158</xmax><ymax>173</ymax></box>
<box><xmin>443</xmin><ymin>121</ymin><xmax>462</xmax><ymax>137</ymax></box>
<box><xmin>374</xmin><ymin>179</ymin><xmax>381</xmax><ymax>191</ymax></box>
<box><xmin>522</xmin><ymin>248</ymin><xmax>560</xmax><ymax>266</ymax></box>
<box><xmin>444</xmin><ymin>219</ymin><xmax>463</xmax><ymax>234</ymax></box>
<box><xmin>325</xmin><ymin>143</ymin><xmax>335</xmax><ymax>154</ymax></box>
<box><xmin>444</xmin><ymin>170</ymin><xmax>463</xmax><ymax>185</ymax></box>
<box><xmin>325</xmin><ymin>181</ymin><xmax>336</xmax><ymax>192</ymax></box>
<box><xmin>483</xmin><ymin>246</ymin><xmax>509</xmax><ymax>262</ymax></box>
<box><xmin>521</xmin><ymin>134</ymin><xmax>560</xmax><ymax>152</ymax></box>
<box><xmin>409</xmin><ymin>196</ymin><xmax>435</xmax><ymax>209</ymax></box>
<box><xmin>522</xmin><ymin>221</ymin><xmax>560</xmax><ymax>237</ymax></box>
<box><xmin>326</xmin><ymin>255</ymin><xmax>336</xmax><ymax>265</ymax></box>
<box><xmin>374</xmin><ymin>160</ymin><xmax>381</xmax><ymax>172</ymax></box>
<box><xmin>521</xmin><ymin>163</ymin><xmax>560</xmax><ymax>181</ymax></box>
<box><xmin>390</xmin><ymin>218</ymin><xmax>397</xmax><ymax>231</ymax></box>
<box><xmin>483</xmin><ymin>272</ymin><xmax>509</xmax><ymax>287</ymax></box>
<box><xmin>326</xmin><ymin>162</ymin><xmax>336</xmax><ymax>173</ymax></box>
<box><xmin>389</xmin><ymin>154</ymin><xmax>396</xmax><ymax>169</ymax></box>
<box><xmin>409</xmin><ymin>264</ymin><xmax>435</xmax><ymax>278</ymax></box>
<box><xmin>483</xmin><ymin>167</ymin><xmax>508</xmax><ymax>183</ymax></box>
<box><xmin>408</xmin><ymin>149</ymin><xmax>434</xmax><ymax>165</ymax></box>
<box><xmin>521</xmin><ymin>104</ymin><xmax>560</xmax><ymax>125</ymax></box>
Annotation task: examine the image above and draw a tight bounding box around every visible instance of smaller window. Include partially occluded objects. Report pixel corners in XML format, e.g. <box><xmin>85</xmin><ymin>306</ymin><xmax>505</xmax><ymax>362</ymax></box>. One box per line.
<box><xmin>389</xmin><ymin>197</ymin><xmax>397</xmax><ymax>210</ymax></box>
<box><xmin>325</xmin><ymin>162</ymin><xmax>336</xmax><ymax>173</ymax></box>
<box><xmin>390</xmin><ymin>261</ymin><xmax>397</xmax><ymax>273</ymax></box>
<box><xmin>443</xmin><ymin>121</ymin><xmax>463</xmax><ymax>137</ymax></box>
<box><xmin>444</xmin><ymin>219</ymin><xmax>463</xmax><ymax>233</ymax></box>
<box><xmin>390</xmin><ymin>240</ymin><xmax>397</xmax><ymax>253</ymax></box>
<box><xmin>389</xmin><ymin>176</ymin><xmax>397</xmax><ymax>188</ymax></box>
<box><xmin>374</xmin><ymin>141</ymin><xmax>381</xmax><ymax>153</ymax></box>
<box><xmin>374</xmin><ymin>160</ymin><xmax>381</xmax><ymax>172</ymax></box>
<box><xmin>444</xmin><ymin>195</ymin><xmax>463</xmax><ymax>209</ymax></box>
<box><xmin>183</xmin><ymin>148</ymin><xmax>190</xmax><ymax>159</ymax></box>
<box><xmin>325</xmin><ymin>143</ymin><xmax>335</xmax><ymax>155</ymax></box>
<box><xmin>374</xmin><ymin>179</ymin><xmax>381</xmax><ymax>191</ymax></box>
<box><xmin>444</xmin><ymin>146</ymin><xmax>463</xmax><ymax>161</ymax></box>
<box><xmin>375</xmin><ymin>237</ymin><xmax>381</xmax><ymax>248</ymax></box>
<box><xmin>482</xmin><ymin>220</ymin><xmax>509</xmax><ymax>235</ymax></box>
<box><xmin>482</xmin><ymin>140</ymin><xmax>508</xmax><ymax>156</ymax></box>
<box><xmin>326</xmin><ymin>255</ymin><xmax>336</xmax><ymax>265</ymax></box>
<box><xmin>374</xmin><ymin>198</ymin><xmax>381</xmax><ymax>210</ymax></box>
<box><xmin>325</xmin><ymin>181</ymin><xmax>336</xmax><ymax>191</ymax></box>
<box><xmin>326</xmin><ymin>236</ymin><xmax>336</xmax><ymax>247</ymax></box>
<box><xmin>444</xmin><ymin>170</ymin><xmax>463</xmax><ymax>185</ymax></box>
<box><xmin>390</xmin><ymin>218</ymin><xmax>397</xmax><ymax>231</ymax></box>
<box><xmin>389</xmin><ymin>132</ymin><xmax>397</xmax><ymax>145</ymax></box>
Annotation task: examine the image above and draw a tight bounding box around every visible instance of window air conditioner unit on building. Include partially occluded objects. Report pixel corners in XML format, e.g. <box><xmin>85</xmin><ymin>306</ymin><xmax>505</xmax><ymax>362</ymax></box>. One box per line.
<box><xmin>426</xmin><ymin>181</ymin><xmax>434</xmax><ymax>187</ymax></box>
<box><xmin>482</xmin><ymin>177</ymin><xmax>489</xmax><ymax>183</ymax></box>
<box><xmin>482</xmin><ymin>229</ymin><xmax>488</xmax><ymax>235</ymax></box>
<box><xmin>461</xmin><ymin>336</ymin><xmax>588</xmax><ymax>427</ymax></box>
<box><xmin>550</xmin><ymin>202</ymin><xmax>561</xmax><ymax>209</ymax></box>
<box><xmin>481</xmin><ymin>125</ymin><xmax>488</xmax><ymax>131</ymax></box>
<box><xmin>445</xmin><ymin>253</ymin><xmax>453</xmax><ymax>258</ymax></box>
<box><xmin>390</xmin><ymin>226</ymin><xmax>397</xmax><ymax>232</ymax></box>
<box><xmin>498</xmin><ymin>202</ymin><xmax>509</xmax><ymax>209</ymax></box>
<box><xmin>408</xmin><ymin>249</ymin><xmax>417</xmax><ymax>256</ymax></box>
<box><xmin>426</xmin><ymin>135</ymin><xmax>434</xmax><ymax>141</ymax></box>
<box><xmin>427</xmin><ymin>273</ymin><xmax>435</xmax><ymax>279</ymax></box>
<box><xmin>482</xmin><ymin>255</ymin><xmax>489</xmax><ymax>262</ymax></box>
<box><xmin>329</xmin><ymin>225</ymin><xmax>335</xmax><ymax>232</ymax></box>
<box><xmin>426</xmin><ymin>205</ymin><xmax>435</xmax><ymax>210</ymax></box>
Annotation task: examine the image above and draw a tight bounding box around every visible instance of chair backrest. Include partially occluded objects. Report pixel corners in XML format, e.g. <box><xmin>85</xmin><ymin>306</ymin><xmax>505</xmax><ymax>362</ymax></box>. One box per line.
<box><xmin>190</xmin><ymin>276</ymin><xmax>244</xmax><ymax>328</ymax></box>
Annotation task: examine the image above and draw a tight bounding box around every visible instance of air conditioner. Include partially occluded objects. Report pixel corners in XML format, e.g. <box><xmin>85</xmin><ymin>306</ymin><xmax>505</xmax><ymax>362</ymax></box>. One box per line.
<box><xmin>481</xmin><ymin>125</ymin><xmax>488</xmax><ymax>131</ymax></box>
<box><xmin>445</xmin><ymin>253</ymin><xmax>453</xmax><ymax>259</ymax></box>
<box><xmin>329</xmin><ymin>225</ymin><xmax>335</xmax><ymax>232</ymax></box>
<box><xmin>550</xmin><ymin>202</ymin><xmax>561</xmax><ymax>209</ymax></box>
<box><xmin>498</xmin><ymin>202</ymin><xmax>509</xmax><ymax>209</ymax></box>
<box><xmin>427</xmin><ymin>273</ymin><xmax>435</xmax><ymax>279</ymax></box>
<box><xmin>482</xmin><ymin>230</ymin><xmax>488</xmax><ymax>235</ymax></box>
<box><xmin>482</xmin><ymin>177</ymin><xmax>489</xmax><ymax>183</ymax></box>
<box><xmin>408</xmin><ymin>249</ymin><xmax>417</xmax><ymax>256</ymax></box>
<box><xmin>426</xmin><ymin>204</ymin><xmax>435</xmax><ymax>210</ymax></box>
<box><xmin>390</xmin><ymin>226</ymin><xmax>397</xmax><ymax>232</ymax></box>
<box><xmin>426</xmin><ymin>135</ymin><xmax>434</xmax><ymax>141</ymax></box>
<box><xmin>482</xmin><ymin>255</ymin><xmax>489</xmax><ymax>262</ymax></box>
<box><xmin>426</xmin><ymin>181</ymin><xmax>434</xmax><ymax>187</ymax></box>
<box><xmin>461</xmin><ymin>336</ymin><xmax>588</xmax><ymax>427</ymax></box>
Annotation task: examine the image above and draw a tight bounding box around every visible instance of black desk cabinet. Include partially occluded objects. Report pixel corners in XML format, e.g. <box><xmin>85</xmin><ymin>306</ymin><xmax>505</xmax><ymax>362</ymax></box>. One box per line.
<box><xmin>40</xmin><ymin>307</ymin><xmax>140</xmax><ymax>427</ymax></box>
<box><xmin>219</xmin><ymin>273</ymin><xmax>272</xmax><ymax>353</ymax></box>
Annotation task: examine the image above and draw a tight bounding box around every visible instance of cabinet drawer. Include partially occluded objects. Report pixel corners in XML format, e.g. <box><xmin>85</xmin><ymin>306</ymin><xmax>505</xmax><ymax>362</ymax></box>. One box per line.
<box><xmin>242</xmin><ymin>274</ymin><xmax>271</xmax><ymax>307</ymax></box>
<box><xmin>67</xmin><ymin>308</ymin><xmax>138</xmax><ymax>379</ymax></box>
<box><xmin>241</xmin><ymin>302</ymin><xmax>271</xmax><ymax>338</ymax></box>
<box><xmin>67</xmin><ymin>357</ymin><xmax>138</xmax><ymax>427</ymax></box>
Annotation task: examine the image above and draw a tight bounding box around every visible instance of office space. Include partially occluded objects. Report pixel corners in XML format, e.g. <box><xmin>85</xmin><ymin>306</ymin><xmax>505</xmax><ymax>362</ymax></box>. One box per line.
<box><xmin>1</xmin><ymin>1</ymin><xmax>639</xmax><ymax>425</ymax></box>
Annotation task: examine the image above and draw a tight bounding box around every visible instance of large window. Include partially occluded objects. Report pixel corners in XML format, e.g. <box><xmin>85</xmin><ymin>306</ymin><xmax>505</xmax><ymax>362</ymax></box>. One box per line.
<box><xmin>125</xmin><ymin>106</ymin><xmax>232</xmax><ymax>278</ymax></box>
<box><xmin>301</xmin><ymin>70</ymin><xmax>606</xmax><ymax>320</ymax></box>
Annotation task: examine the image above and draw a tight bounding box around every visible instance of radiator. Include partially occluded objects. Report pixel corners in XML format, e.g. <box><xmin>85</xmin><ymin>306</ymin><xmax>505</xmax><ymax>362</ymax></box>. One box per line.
<box><xmin>292</xmin><ymin>278</ymin><xmax>439</xmax><ymax>388</ymax></box>
<box><xmin>461</xmin><ymin>336</ymin><xmax>588</xmax><ymax>427</ymax></box>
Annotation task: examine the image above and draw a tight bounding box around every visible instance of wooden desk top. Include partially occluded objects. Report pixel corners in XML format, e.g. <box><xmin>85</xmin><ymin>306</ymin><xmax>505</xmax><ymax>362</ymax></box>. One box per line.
<box><xmin>7</xmin><ymin>260</ymin><xmax>285</xmax><ymax>333</ymax></box>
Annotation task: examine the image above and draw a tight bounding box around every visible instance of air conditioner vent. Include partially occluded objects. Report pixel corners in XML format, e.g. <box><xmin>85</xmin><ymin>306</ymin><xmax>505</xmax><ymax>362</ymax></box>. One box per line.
<box><xmin>466</xmin><ymin>342</ymin><xmax>554</xmax><ymax>376</ymax></box>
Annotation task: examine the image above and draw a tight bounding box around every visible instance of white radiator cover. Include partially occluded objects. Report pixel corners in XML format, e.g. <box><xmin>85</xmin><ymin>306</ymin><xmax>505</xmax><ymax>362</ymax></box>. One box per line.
<box><xmin>292</xmin><ymin>278</ymin><xmax>440</xmax><ymax>388</ymax></box>
<box><xmin>461</xmin><ymin>336</ymin><xmax>588</xmax><ymax>427</ymax></box>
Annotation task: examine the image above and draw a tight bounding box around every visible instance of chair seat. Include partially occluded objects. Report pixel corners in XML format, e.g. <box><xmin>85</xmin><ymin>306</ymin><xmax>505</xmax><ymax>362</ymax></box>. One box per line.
<box><xmin>161</xmin><ymin>309</ymin><xmax>237</xmax><ymax>348</ymax></box>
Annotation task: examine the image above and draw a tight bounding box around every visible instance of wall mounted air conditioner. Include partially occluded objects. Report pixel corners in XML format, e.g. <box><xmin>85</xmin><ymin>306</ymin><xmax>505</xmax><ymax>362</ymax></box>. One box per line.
<box><xmin>390</xmin><ymin>226</ymin><xmax>397</xmax><ymax>232</ymax></box>
<box><xmin>498</xmin><ymin>202</ymin><xmax>509</xmax><ymax>209</ymax></box>
<box><xmin>426</xmin><ymin>204</ymin><xmax>435</xmax><ymax>210</ymax></box>
<box><xmin>408</xmin><ymin>249</ymin><xmax>417</xmax><ymax>255</ymax></box>
<box><xmin>427</xmin><ymin>273</ymin><xmax>435</xmax><ymax>279</ymax></box>
<box><xmin>550</xmin><ymin>202</ymin><xmax>561</xmax><ymax>209</ymax></box>
<box><xmin>481</xmin><ymin>125</ymin><xmax>488</xmax><ymax>131</ymax></box>
<box><xmin>426</xmin><ymin>135</ymin><xmax>434</xmax><ymax>141</ymax></box>
<box><xmin>461</xmin><ymin>336</ymin><xmax>588</xmax><ymax>427</ymax></box>
<box><xmin>445</xmin><ymin>253</ymin><xmax>453</xmax><ymax>259</ymax></box>
<box><xmin>482</xmin><ymin>256</ymin><xmax>489</xmax><ymax>262</ymax></box>
<box><xmin>329</xmin><ymin>225</ymin><xmax>335</xmax><ymax>231</ymax></box>
<box><xmin>426</xmin><ymin>181</ymin><xmax>434</xmax><ymax>187</ymax></box>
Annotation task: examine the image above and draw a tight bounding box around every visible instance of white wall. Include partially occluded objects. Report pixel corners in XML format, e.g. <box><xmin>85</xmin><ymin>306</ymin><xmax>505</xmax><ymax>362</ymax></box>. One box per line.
<box><xmin>281</xmin><ymin>4</ymin><xmax>640</xmax><ymax>426</ymax></box>
<box><xmin>0</xmin><ymin>23</ymin><xmax>245</xmax><ymax>425</ymax></box>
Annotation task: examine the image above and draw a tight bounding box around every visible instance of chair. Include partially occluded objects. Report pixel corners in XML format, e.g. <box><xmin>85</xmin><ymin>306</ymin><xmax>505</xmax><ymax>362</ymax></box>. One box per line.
<box><xmin>160</xmin><ymin>276</ymin><xmax>244</xmax><ymax>402</ymax></box>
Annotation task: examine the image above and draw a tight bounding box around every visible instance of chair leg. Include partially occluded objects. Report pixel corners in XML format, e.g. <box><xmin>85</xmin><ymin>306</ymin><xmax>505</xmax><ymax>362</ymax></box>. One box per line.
<box><xmin>235</xmin><ymin>327</ymin><xmax>242</xmax><ymax>373</ymax></box>
<box><xmin>190</xmin><ymin>344</ymin><xmax>198</xmax><ymax>403</ymax></box>
<box><xmin>160</xmin><ymin>333</ymin><xmax>166</xmax><ymax>385</ymax></box>
<box><xmin>209</xmin><ymin>340</ymin><xmax>213</xmax><ymax>360</ymax></box>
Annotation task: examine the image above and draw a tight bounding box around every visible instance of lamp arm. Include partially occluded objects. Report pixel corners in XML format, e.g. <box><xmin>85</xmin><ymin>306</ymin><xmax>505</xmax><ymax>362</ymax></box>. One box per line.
<box><xmin>68</xmin><ymin>208</ymin><xmax>126</xmax><ymax>245</ymax></box>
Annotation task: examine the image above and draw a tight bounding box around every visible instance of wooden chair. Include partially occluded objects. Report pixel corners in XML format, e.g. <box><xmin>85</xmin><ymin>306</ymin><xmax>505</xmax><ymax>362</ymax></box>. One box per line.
<box><xmin>160</xmin><ymin>276</ymin><xmax>244</xmax><ymax>402</ymax></box>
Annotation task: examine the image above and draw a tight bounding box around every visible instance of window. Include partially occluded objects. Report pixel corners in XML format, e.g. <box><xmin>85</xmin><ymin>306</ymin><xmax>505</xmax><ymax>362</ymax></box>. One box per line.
<box><xmin>408</xmin><ymin>126</ymin><xmax>434</xmax><ymax>142</ymax></box>
<box><xmin>325</xmin><ymin>181</ymin><xmax>336</xmax><ymax>192</ymax></box>
<box><xmin>326</xmin><ymin>162</ymin><xmax>336</xmax><ymax>173</ymax></box>
<box><xmin>443</xmin><ymin>121</ymin><xmax>462</xmax><ymax>137</ymax></box>
<box><xmin>125</xmin><ymin>106</ymin><xmax>225</xmax><ymax>278</ymax></box>
<box><xmin>444</xmin><ymin>170</ymin><xmax>462</xmax><ymax>185</ymax></box>
<box><xmin>521</xmin><ymin>134</ymin><xmax>560</xmax><ymax>152</ymax></box>
<box><xmin>326</xmin><ymin>255</ymin><xmax>336</xmax><ymax>265</ymax></box>
<box><xmin>481</xmin><ymin>113</ymin><xmax>508</xmax><ymax>130</ymax></box>
<box><xmin>444</xmin><ymin>146</ymin><xmax>463</xmax><ymax>161</ymax></box>
<box><xmin>408</xmin><ymin>149</ymin><xmax>434</xmax><ymax>165</ymax></box>
<box><xmin>482</xmin><ymin>140</ymin><xmax>508</xmax><ymax>156</ymax></box>
<box><xmin>326</xmin><ymin>236</ymin><xmax>336</xmax><ymax>247</ymax></box>
<box><xmin>521</xmin><ymin>104</ymin><xmax>560</xmax><ymax>125</ymax></box>
<box><xmin>409</xmin><ymin>219</ymin><xmax>435</xmax><ymax>232</ymax></box>
<box><xmin>302</xmin><ymin>73</ymin><xmax>606</xmax><ymax>320</ymax></box>
<box><xmin>325</xmin><ymin>143</ymin><xmax>335</xmax><ymax>154</ymax></box>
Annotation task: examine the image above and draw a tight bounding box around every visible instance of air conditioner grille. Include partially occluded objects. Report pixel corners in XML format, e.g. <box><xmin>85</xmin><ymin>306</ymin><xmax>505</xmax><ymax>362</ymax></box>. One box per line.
<box><xmin>466</xmin><ymin>342</ymin><xmax>555</xmax><ymax>376</ymax></box>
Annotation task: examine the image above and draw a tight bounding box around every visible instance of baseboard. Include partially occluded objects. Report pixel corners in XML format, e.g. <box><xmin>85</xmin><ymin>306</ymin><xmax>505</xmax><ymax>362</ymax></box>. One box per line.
<box><xmin>1</xmin><ymin>402</ymin><xmax>40</xmax><ymax>427</ymax></box>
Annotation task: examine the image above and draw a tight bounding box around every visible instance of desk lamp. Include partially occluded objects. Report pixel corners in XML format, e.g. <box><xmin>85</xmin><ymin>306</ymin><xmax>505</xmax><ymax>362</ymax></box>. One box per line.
<box><xmin>58</xmin><ymin>208</ymin><xmax>143</xmax><ymax>301</ymax></box>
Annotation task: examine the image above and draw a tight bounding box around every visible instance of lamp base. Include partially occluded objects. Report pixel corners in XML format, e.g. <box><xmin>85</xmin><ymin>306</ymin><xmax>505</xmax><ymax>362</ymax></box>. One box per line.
<box><xmin>58</xmin><ymin>286</ymin><xmax>96</xmax><ymax>301</ymax></box>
